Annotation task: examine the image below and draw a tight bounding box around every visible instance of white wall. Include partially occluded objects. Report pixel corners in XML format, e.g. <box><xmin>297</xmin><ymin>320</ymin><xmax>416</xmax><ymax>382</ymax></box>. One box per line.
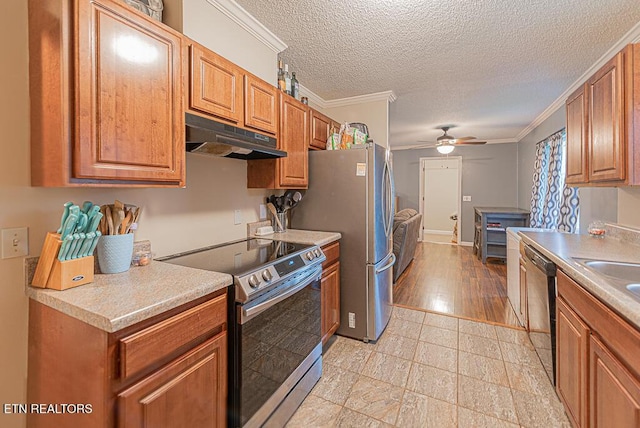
<box><xmin>0</xmin><ymin>2</ymin><xmax>276</xmax><ymax>426</ymax></box>
<box><xmin>164</xmin><ymin>0</ymin><xmax>277</xmax><ymax>84</ymax></box>
<box><xmin>324</xmin><ymin>100</ymin><xmax>390</xmax><ymax>148</ymax></box>
<box><xmin>618</xmin><ymin>187</ymin><xmax>640</xmax><ymax>228</ymax></box>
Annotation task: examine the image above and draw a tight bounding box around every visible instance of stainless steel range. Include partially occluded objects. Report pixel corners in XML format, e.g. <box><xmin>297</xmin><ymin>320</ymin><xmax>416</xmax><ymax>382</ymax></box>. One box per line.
<box><xmin>160</xmin><ymin>238</ymin><xmax>326</xmax><ymax>427</ymax></box>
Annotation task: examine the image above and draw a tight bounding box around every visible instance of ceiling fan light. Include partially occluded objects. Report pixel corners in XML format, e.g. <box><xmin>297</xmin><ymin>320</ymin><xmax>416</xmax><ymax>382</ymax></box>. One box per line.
<box><xmin>437</xmin><ymin>145</ymin><xmax>455</xmax><ymax>154</ymax></box>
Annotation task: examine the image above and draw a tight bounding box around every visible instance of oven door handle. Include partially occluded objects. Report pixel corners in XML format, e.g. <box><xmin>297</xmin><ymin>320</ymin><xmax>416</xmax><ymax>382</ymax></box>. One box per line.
<box><xmin>241</xmin><ymin>266</ymin><xmax>323</xmax><ymax>324</ymax></box>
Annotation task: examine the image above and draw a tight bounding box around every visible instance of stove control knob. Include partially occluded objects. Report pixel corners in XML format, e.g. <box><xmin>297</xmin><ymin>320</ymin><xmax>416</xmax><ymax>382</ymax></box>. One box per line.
<box><xmin>262</xmin><ymin>269</ymin><xmax>273</xmax><ymax>282</ymax></box>
<box><xmin>313</xmin><ymin>249</ymin><xmax>322</xmax><ymax>258</ymax></box>
<box><xmin>248</xmin><ymin>274</ymin><xmax>261</xmax><ymax>288</ymax></box>
<box><xmin>305</xmin><ymin>251</ymin><xmax>314</xmax><ymax>261</ymax></box>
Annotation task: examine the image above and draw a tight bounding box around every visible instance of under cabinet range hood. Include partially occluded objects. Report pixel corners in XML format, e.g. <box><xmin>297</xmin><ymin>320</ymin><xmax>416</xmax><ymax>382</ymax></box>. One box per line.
<box><xmin>185</xmin><ymin>113</ymin><xmax>286</xmax><ymax>160</ymax></box>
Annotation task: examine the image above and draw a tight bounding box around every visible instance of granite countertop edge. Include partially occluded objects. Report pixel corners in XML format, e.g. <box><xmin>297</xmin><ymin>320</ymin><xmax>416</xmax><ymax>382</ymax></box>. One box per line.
<box><xmin>518</xmin><ymin>231</ymin><xmax>640</xmax><ymax>329</ymax></box>
<box><xmin>26</xmin><ymin>263</ymin><xmax>232</xmax><ymax>333</ymax></box>
<box><xmin>251</xmin><ymin>229</ymin><xmax>342</xmax><ymax>246</ymax></box>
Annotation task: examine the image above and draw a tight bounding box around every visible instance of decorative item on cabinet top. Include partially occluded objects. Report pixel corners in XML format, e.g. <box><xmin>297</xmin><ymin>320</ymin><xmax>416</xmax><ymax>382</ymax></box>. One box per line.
<box><xmin>122</xmin><ymin>0</ymin><xmax>163</xmax><ymax>20</ymax></box>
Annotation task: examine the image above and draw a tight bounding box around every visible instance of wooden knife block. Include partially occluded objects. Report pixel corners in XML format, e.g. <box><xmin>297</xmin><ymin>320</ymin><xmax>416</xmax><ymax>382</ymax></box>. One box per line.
<box><xmin>32</xmin><ymin>232</ymin><xmax>94</xmax><ymax>290</ymax></box>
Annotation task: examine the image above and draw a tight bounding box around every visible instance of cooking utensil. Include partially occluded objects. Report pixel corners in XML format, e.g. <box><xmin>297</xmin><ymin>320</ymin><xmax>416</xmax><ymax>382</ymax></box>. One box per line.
<box><xmin>81</xmin><ymin>201</ymin><xmax>93</xmax><ymax>214</ymax></box>
<box><xmin>266</xmin><ymin>203</ymin><xmax>283</xmax><ymax>231</ymax></box>
<box><xmin>57</xmin><ymin>235</ymin><xmax>74</xmax><ymax>262</ymax></box>
<box><xmin>65</xmin><ymin>233</ymin><xmax>81</xmax><ymax>260</ymax></box>
<box><xmin>78</xmin><ymin>232</ymin><xmax>95</xmax><ymax>258</ymax></box>
<box><xmin>57</xmin><ymin>202</ymin><xmax>73</xmax><ymax>234</ymax></box>
<box><xmin>69</xmin><ymin>233</ymin><xmax>86</xmax><ymax>259</ymax></box>
<box><xmin>60</xmin><ymin>212</ymin><xmax>78</xmax><ymax>240</ymax></box>
<box><xmin>120</xmin><ymin>210</ymin><xmax>132</xmax><ymax>234</ymax></box>
<box><xmin>106</xmin><ymin>206</ymin><xmax>114</xmax><ymax>235</ymax></box>
<box><xmin>87</xmin><ymin>212</ymin><xmax>103</xmax><ymax>234</ymax></box>
<box><xmin>88</xmin><ymin>231</ymin><xmax>102</xmax><ymax>255</ymax></box>
<box><xmin>75</xmin><ymin>212</ymin><xmax>88</xmax><ymax>234</ymax></box>
<box><xmin>291</xmin><ymin>191</ymin><xmax>302</xmax><ymax>208</ymax></box>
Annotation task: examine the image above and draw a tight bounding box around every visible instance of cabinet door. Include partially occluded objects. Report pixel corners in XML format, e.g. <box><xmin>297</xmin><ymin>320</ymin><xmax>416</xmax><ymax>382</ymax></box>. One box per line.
<box><xmin>118</xmin><ymin>333</ymin><xmax>227</xmax><ymax>428</ymax></box>
<box><xmin>321</xmin><ymin>262</ymin><xmax>340</xmax><ymax>345</ymax></box>
<box><xmin>556</xmin><ymin>298</ymin><xmax>589</xmax><ymax>428</ymax></box>
<box><xmin>566</xmin><ymin>85</ymin><xmax>589</xmax><ymax>184</ymax></box>
<box><xmin>588</xmin><ymin>51</ymin><xmax>626</xmax><ymax>182</ymax></box>
<box><xmin>189</xmin><ymin>44</ymin><xmax>244</xmax><ymax>125</ymax></box>
<box><xmin>278</xmin><ymin>94</ymin><xmax>309</xmax><ymax>187</ymax></box>
<box><xmin>310</xmin><ymin>109</ymin><xmax>331</xmax><ymax>150</ymax></box>
<box><xmin>75</xmin><ymin>0</ymin><xmax>184</xmax><ymax>183</ymax></box>
<box><xmin>590</xmin><ymin>335</ymin><xmax>640</xmax><ymax>428</ymax></box>
<box><xmin>244</xmin><ymin>74</ymin><xmax>278</xmax><ymax>135</ymax></box>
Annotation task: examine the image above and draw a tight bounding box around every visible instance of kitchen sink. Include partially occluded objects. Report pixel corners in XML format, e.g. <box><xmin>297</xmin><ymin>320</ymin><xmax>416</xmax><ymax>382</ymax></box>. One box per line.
<box><xmin>575</xmin><ymin>259</ymin><xmax>640</xmax><ymax>283</ymax></box>
<box><xmin>627</xmin><ymin>284</ymin><xmax>640</xmax><ymax>298</ymax></box>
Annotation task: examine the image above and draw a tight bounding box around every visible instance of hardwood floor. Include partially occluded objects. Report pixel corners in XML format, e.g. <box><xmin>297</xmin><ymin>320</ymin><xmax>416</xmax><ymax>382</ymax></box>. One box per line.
<box><xmin>393</xmin><ymin>242</ymin><xmax>521</xmax><ymax>328</ymax></box>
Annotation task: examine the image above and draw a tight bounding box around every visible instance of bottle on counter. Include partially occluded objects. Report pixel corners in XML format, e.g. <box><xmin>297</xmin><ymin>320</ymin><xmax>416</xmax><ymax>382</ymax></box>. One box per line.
<box><xmin>284</xmin><ymin>64</ymin><xmax>292</xmax><ymax>96</ymax></box>
<box><xmin>291</xmin><ymin>72</ymin><xmax>300</xmax><ymax>100</ymax></box>
<box><xmin>277</xmin><ymin>59</ymin><xmax>285</xmax><ymax>92</ymax></box>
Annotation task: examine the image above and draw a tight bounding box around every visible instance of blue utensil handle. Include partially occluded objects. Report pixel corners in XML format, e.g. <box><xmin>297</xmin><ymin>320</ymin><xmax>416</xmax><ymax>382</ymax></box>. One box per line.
<box><xmin>57</xmin><ymin>202</ymin><xmax>73</xmax><ymax>234</ymax></box>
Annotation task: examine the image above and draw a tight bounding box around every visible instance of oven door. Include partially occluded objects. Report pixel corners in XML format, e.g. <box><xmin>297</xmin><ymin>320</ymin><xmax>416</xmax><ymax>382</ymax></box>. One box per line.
<box><xmin>232</xmin><ymin>266</ymin><xmax>322</xmax><ymax>428</ymax></box>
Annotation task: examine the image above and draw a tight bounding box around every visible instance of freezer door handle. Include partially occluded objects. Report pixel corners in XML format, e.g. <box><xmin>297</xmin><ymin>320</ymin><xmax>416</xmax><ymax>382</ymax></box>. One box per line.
<box><xmin>382</xmin><ymin>154</ymin><xmax>395</xmax><ymax>238</ymax></box>
<box><xmin>375</xmin><ymin>253</ymin><xmax>396</xmax><ymax>274</ymax></box>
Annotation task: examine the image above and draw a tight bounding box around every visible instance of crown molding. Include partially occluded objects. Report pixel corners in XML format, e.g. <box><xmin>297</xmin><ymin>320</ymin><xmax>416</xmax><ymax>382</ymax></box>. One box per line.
<box><xmin>204</xmin><ymin>0</ymin><xmax>287</xmax><ymax>53</ymax></box>
<box><xmin>516</xmin><ymin>20</ymin><xmax>640</xmax><ymax>142</ymax></box>
<box><xmin>323</xmin><ymin>90</ymin><xmax>397</xmax><ymax>109</ymax></box>
<box><xmin>299</xmin><ymin>84</ymin><xmax>327</xmax><ymax>109</ymax></box>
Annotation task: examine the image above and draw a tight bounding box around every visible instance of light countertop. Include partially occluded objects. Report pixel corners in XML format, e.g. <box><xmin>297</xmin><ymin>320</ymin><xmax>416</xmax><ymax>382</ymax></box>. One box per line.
<box><xmin>519</xmin><ymin>230</ymin><xmax>640</xmax><ymax>329</ymax></box>
<box><xmin>252</xmin><ymin>229</ymin><xmax>341</xmax><ymax>247</ymax></box>
<box><xmin>26</xmin><ymin>229</ymin><xmax>339</xmax><ymax>333</ymax></box>
<box><xmin>26</xmin><ymin>262</ymin><xmax>231</xmax><ymax>333</ymax></box>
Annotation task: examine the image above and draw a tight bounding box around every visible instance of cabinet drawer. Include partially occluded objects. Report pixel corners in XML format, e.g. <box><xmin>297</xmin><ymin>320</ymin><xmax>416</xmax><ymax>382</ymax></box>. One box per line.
<box><xmin>119</xmin><ymin>294</ymin><xmax>227</xmax><ymax>379</ymax></box>
<box><xmin>322</xmin><ymin>241</ymin><xmax>340</xmax><ymax>269</ymax></box>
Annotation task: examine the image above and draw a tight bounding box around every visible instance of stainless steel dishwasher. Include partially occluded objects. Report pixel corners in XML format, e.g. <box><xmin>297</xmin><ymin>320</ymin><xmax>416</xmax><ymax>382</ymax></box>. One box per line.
<box><xmin>523</xmin><ymin>244</ymin><xmax>557</xmax><ymax>384</ymax></box>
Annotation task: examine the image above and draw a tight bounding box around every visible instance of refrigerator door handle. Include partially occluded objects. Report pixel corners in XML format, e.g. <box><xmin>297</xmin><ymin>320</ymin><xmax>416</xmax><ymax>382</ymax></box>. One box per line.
<box><xmin>375</xmin><ymin>253</ymin><xmax>396</xmax><ymax>274</ymax></box>
<box><xmin>383</xmin><ymin>154</ymin><xmax>395</xmax><ymax>238</ymax></box>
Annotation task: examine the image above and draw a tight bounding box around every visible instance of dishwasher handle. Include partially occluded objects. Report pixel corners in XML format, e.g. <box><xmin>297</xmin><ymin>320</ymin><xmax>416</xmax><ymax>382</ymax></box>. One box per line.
<box><xmin>524</xmin><ymin>245</ymin><xmax>557</xmax><ymax>276</ymax></box>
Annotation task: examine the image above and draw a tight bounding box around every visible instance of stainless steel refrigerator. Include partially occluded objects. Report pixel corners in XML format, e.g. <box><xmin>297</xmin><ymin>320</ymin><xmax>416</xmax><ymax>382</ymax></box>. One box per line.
<box><xmin>291</xmin><ymin>143</ymin><xmax>395</xmax><ymax>342</ymax></box>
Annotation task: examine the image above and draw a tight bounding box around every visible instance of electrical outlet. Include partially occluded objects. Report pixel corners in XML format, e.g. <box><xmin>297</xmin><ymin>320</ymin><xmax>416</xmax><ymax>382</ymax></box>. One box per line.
<box><xmin>463</xmin><ymin>195</ymin><xmax>472</xmax><ymax>202</ymax></box>
<box><xmin>234</xmin><ymin>210</ymin><xmax>243</xmax><ymax>225</ymax></box>
<box><xmin>2</xmin><ymin>227</ymin><xmax>29</xmax><ymax>259</ymax></box>
<box><xmin>348</xmin><ymin>312</ymin><xmax>356</xmax><ymax>328</ymax></box>
<box><xmin>259</xmin><ymin>204</ymin><xmax>267</xmax><ymax>220</ymax></box>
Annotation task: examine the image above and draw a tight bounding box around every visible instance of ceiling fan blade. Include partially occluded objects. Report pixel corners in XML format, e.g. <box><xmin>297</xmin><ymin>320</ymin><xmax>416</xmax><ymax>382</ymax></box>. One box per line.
<box><xmin>455</xmin><ymin>141</ymin><xmax>487</xmax><ymax>145</ymax></box>
<box><xmin>454</xmin><ymin>136</ymin><xmax>477</xmax><ymax>141</ymax></box>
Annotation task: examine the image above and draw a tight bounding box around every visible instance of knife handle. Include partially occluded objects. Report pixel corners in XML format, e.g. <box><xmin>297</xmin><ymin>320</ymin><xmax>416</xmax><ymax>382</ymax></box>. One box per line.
<box><xmin>58</xmin><ymin>236</ymin><xmax>74</xmax><ymax>261</ymax></box>
<box><xmin>57</xmin><ymin>202</ymin><xmax>73</xmax><ymax>234</ymax></box>
<box><xmin>88</xmin><ymin>231</ymin><xmax>102</xmax><ymax>256</ymax></box>
<box><xmin>70</xmin><ymin>233</ymin><xmax>86</xmax><ymax>259</ymax></box>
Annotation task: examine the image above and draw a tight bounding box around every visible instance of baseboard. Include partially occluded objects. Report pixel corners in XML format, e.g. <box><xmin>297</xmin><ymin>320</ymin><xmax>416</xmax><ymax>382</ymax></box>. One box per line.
<box><xmin>459</xmin><ymin>241</ymin><xmax>473</xmax><ymax>247</ymax></box>
<box><xmin>423</xmin><ymin>229</ymin><xmax>453</xmax><ymax>236</ymax></box>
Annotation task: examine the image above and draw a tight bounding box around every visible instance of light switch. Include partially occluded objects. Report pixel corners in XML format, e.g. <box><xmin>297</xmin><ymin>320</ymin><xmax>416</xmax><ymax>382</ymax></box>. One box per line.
<box><xmin>234</xmin><ymin>210</ymin><xmax>243</xmax><ymax>225</ymax></box>
<box><xmin>2</xmin><ymin>227</ymin><xmax>29</xmax><ymax>259</ymax></box>
<box><xmin>463</xmin><ymin>196</ymin><xmax>472</xmax><ymax>202</ymax></box>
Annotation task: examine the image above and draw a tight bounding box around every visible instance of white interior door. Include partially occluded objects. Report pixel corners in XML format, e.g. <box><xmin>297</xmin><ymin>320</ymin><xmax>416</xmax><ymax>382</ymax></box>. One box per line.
<box><xmin>420</xmin><ymin>157</ymin><xmax>461</xmax><ymax>243</ymax></box>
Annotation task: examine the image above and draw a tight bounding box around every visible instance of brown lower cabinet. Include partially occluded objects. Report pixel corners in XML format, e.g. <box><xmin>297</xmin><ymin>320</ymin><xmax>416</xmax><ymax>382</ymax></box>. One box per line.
<box><xmin>27</xmin><ymin>290</ymin><xmax>228</xmax><ymax>428</ymax></box>
<box><xmin>321</xmin><ymin>241</ymin><xmax>341</xmax><ymax>345</ymax></box>
<box><xmin>556</xmin><ymin>271</ymin><xmax>640</xmax><ymax>427</ymax></box>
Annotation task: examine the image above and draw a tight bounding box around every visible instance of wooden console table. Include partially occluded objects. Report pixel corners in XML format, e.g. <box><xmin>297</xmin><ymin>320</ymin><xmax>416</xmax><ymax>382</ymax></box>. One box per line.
<box><xmin>474</xmin><ymin>207</ymin><xmax>530</xmax><ymax>264</ymax></box>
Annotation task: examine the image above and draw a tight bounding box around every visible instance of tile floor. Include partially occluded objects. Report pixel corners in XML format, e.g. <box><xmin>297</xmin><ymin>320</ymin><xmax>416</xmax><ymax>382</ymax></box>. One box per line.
<box><xmin>287</xmin><ymin>307</ymin><xmax>570</xmax><ymax>427</ymax></box>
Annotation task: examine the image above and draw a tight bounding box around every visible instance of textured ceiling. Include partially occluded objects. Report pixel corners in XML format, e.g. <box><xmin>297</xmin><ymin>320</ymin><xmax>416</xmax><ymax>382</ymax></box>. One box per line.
<box><xmin>235</xmin><ymin>0</ymin><xmax>640</xmax><ymax>147</ymax></box>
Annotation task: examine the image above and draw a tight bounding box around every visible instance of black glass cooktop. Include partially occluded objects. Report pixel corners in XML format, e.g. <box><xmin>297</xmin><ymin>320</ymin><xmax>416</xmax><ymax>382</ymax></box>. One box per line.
<box><xmin>160</xmin><ymin>238</ymin><xmax>312</xmax><ymax>276</ymax></box>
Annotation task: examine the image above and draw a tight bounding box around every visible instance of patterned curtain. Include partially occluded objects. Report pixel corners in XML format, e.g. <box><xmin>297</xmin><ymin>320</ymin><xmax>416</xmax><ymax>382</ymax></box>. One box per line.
<box><xmin>529</xmin><ymin>130</ymin><xmax>580</xmax><ymax>232</ymax></box>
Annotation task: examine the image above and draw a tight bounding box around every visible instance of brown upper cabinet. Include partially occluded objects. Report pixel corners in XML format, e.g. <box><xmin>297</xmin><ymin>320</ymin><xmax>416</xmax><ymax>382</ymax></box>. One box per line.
<box><xmin>29</xmin><ymin>0</ymin><xmax>185</xmax><ymax>187</ymax></box>
<box><xmin>189</xmin><ymin>42</ymin><xmax>244</xmax><ymax>126</ymax></box>
<box><xmin>186</xmin><ymin>39</ymin><xmax>278</xmax><ymax>136</ymax></box>
<box><xmin>244</xmin><ymin>74</ymin><xmax>279</xmax><ymax>135</ymax></box>
<box><xmin>565</xmin><ymin>44</ymin><xmax>640</xmax><ymax>186</ymax></box>
<box><xmin>247</xmin><ymin>93</ymin><xmax>309</xmax><ymax>189</ymax></box>
<box><xmin>310</xmin><ymin>109</ymin><xmax>332</xmax><ymax>150</ymax></box>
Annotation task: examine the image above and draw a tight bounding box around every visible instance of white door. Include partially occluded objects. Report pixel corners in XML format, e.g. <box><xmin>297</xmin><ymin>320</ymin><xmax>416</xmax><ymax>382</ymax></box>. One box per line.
<box><xmin>420</xmin><ymin>157</ymin><xmax>461</xmax><ymax>243</ymax></box>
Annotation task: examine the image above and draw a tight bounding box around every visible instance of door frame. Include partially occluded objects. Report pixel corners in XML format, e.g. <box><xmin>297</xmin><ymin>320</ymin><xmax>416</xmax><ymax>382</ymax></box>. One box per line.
<box><xmin>418</xmin><ymin>156</ymin><xmax>462</xmax><ymax>244</ymax></box>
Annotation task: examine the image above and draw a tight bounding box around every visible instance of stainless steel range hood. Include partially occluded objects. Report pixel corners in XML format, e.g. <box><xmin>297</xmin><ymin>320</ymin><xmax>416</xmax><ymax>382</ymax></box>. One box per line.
<box><xmin>185</xmin><ymin>113</ymin><xmax>286</xmax><ymax>160</ymax></box>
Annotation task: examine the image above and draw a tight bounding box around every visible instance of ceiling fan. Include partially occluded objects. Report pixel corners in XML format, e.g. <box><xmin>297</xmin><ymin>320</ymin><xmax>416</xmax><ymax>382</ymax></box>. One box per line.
<box><xmin>416</xmin><ymin>126</ymin><xmax>487</xmax><ymax>154</ymax></box>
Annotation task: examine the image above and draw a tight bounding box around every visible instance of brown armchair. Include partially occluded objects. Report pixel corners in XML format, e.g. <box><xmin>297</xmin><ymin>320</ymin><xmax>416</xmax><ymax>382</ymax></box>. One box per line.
<box><xmin>392</xmin><ymin>209</ymin><xmax>422</xmax><ymax>282</ymax></box>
